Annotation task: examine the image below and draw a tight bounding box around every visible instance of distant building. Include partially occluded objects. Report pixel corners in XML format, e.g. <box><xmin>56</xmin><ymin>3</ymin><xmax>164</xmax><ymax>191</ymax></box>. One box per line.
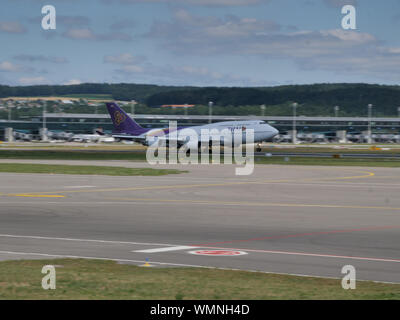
<box><xmin>160</xmin><ymin>104</ymin><xmax>195</xmax><ymax>108</ymax></box>
<box><xmin>61</xmin><ymin>100</ymin><xmax>74</xmax><ymax>104</ymax></box>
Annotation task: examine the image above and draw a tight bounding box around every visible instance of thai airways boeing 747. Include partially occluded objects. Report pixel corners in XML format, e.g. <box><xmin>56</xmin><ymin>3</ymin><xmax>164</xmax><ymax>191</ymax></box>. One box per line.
<box><xmin>106</xmin><ymin>102</ymin><xmax>278</xmax><ymax>150</ymax></box>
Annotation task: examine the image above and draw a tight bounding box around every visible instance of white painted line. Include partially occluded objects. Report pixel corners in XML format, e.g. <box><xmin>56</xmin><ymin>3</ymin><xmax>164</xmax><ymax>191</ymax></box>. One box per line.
<box><xmin>260</xmin><ymin>182</ymin><xmax>400</xmax><ymax>189</ymax></box>
<box><xmin>0</xmin><ymin>234</ymin><xmax>180</xmax><ymax>247</ymax></box>
<box><xmin>134</xmin><ymin>246</ymin><xmax>197</xmax><ymax>253</ymax></box>
<box><xmin>0</xmin><ymin>250</ymin><xmax>204</xmax><ymax>268</ymax></box>
<box><xmin>2</xmin><ymin>234</ymin><xmax>398</xmax><ymax>264</ymax></box>
<box><xmin>203</xmin><ymin>246</ymin><xmax>400</xmax><ymax>263</ymax></box>
<box><xmin>64</xmin><ymin>186</ymin><xmax>96</xmax><ymax>188</ymax></box>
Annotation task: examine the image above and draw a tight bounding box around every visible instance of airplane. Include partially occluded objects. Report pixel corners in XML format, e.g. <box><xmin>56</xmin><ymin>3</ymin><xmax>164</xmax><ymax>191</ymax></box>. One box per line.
<box><xmin>67</xmin><ymin>133</ymin><xmax>116</xmax><ymax>143</ymax></box>
<box><xmin>106</xmin><ymin>102</ymin><xmax>279</xmax><ymax>151</ymax></box>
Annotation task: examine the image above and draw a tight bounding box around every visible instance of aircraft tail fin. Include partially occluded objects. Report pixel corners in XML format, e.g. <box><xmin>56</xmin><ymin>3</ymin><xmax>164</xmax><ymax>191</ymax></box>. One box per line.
<box><xmin>106</xmin><ymin>102</ymin><xmax>146</xmax><ymax>135</ymax></box>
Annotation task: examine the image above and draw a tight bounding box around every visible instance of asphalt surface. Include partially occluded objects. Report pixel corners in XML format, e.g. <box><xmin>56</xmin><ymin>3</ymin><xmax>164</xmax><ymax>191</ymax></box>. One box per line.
<box><xmin>0</xmin><ymin>159</ymin><xmax>399</xmax><ymax>283</ymax></box>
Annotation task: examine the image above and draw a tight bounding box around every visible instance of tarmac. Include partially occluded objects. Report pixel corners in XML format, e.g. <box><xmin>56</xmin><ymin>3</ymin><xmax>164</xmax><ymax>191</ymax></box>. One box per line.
<box><xmin>0</xmin><ymin>159</ymin><xmax>399</xmax><ymax>283</ymax></box>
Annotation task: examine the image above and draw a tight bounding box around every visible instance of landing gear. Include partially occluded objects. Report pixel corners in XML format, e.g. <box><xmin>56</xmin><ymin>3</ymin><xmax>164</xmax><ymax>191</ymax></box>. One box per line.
<box><xmin>256</xmin><ymin>144</ymin><xmax>262</xmax><ymax>153</ymax></box>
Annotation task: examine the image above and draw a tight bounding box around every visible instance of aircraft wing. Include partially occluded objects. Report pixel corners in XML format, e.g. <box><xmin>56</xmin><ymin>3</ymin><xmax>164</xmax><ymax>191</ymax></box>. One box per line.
<box><xmin>112</xmin><ymin>134</ymin><xmax>147</xmax><ymax>144</ymax></box>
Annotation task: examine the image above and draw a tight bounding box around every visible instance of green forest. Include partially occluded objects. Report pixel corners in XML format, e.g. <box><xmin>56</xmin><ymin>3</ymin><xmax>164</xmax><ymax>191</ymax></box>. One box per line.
<box><xmin>1</xmin><ymin>83</ymin><xmax>400</xmax><ymax>117</ymax></box>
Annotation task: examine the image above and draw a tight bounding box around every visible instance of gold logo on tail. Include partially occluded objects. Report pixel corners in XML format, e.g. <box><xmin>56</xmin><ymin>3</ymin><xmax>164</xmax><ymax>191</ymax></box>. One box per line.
<box><xmin>114</xmin><ymin>111</ymin><xmax>126</xmax><ymax>126</ymax></box>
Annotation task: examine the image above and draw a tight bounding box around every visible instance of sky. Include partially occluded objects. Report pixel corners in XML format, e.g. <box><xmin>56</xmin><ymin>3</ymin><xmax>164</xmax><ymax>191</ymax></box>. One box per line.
<box><xmin>0</xmin><ymin>0</ymin><xmax>400</xmax><ymax>87</ymax></box>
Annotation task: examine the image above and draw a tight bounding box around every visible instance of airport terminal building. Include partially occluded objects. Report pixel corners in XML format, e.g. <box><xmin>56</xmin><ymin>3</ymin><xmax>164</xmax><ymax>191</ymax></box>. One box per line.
<box><xmin>1</xmin><ymin>113</ymin><xmax>400</xmax><ymax>143</ymax></box>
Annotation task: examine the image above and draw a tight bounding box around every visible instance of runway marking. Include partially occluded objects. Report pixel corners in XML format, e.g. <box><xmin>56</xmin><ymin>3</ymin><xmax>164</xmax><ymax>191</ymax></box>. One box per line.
<box><xmin>1</xmin><ymin>233</ymin><xmax>399</xmax><ymax>265</ymax></box>
<box><xmin>9</xmin><ymin>194</ymin><xmax>65</xmax><ymax>198</ymax></box>
<box><xmin>258</xmin><ymin>182</ymin><xmax>400</xmax><ymax>189</ymax></box>
<box><xmin>189</xmin><ymin>250</ymin><xmax>248</xmax><ymax>256</ymax></box>
<box><xmin>0</xmin><ymin>234</ymin><xmax>179</xmax><ymax>247</ymax></box>
<box><xmin>0</xmin><ymin>250</ymin><xmax>398</xmax><ymax>284</ymax></box>
<box><xmin>0</xmin><ymin>169</ymin><xmax>375</xmax><ymax>197</ymax></box>
<box><xmin>0</xmin><ymin>250</ymin><xmax>205</xmax><ymax>268</ymax></box>
<box><xmin>63</xmin><ymin>186</ymin><xmax>96</xmax><ymax>189</ymax></box>
<box><xmin>1</xmin><ymin>200</ymin><xmax>398</xmax><ymax>210</ymax></box>
<box><xmin>199</xmin><ymin>246</ymin><xmax>400</xmax><ymax>263</ymax></box>
<box><xmin>106</xmin><ymin>197</ymin><xmax>400</xmax><ymax>211</ymax></box>
<box><xmin>134</xmin><ymin>246</ymin><xmax>197</xmax><ymax>253</ymax></box>
<box><xmin>194</xmin><ymin>225</ymin><xmax>400</xmax><ymax>246</ymax></box>
<box><xmin>0</xmin><ymin>247</ymin><xmax>398</xmax><ymax>265</ymax></box>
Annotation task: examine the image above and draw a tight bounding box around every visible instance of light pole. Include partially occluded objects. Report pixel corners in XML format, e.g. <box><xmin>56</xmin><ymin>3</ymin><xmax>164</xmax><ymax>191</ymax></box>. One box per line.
<box><xmin>334</xmin><ymin>105</ymin><xmax>340</xmax><ymax>118</ymax></box>
<box><xmin>397</xmin><ymin>107</ymin><xmax>400</xmax><ymax>133</ymax></box>
<box><xmin>131</xmin><ymin>100</ymin><xmax>137</xmax><ymax>116</ymax></box>
<box><xmin>260</xmin><ymin>104</ymin><xmax>266</xmax><ymax>117</ymax></box>
<box><xmin>208</xmin><ymin>101</ymin><xmax>213</xmax><ymax>124</ymax></box>
<box><xmin>43</xmin><ymin>102</ymin><xmax>47</xmax><ymax>132</ymax></box>
<box><xmin>292</xmin><ymin>102</ymin><xmax>298</xmax><ymax>144</ymax></box>
<box><xmin>41</xmin><ymin>102</ymin><xmax>48</xmax><ymax>141</ymax></box>
<box><xmin>7</xmin><ymin>104</ymin><xmax>11</xmax><ymax>121</ymax></box>
<box><xmin>367</xmin><ymin>104</ymin><xmax>373</xmax><ymax>144</ymax></box>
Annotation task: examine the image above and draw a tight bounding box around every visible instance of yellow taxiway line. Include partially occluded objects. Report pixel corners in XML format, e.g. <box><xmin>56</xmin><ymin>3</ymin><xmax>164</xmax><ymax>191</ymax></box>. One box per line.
<box><xmin>7</xmin><ymin>194</ymin><xmax>65</xmax><ymax>198</ymax></box>
<box><xmin>0</xmin><ymin>169</ymin><xmax>375</xmax><ymax>198</ymax></box>
<box><xmin>106</xmin><ymin>197</ymin><xmax>400</xmax><ymax>212</ymax></box>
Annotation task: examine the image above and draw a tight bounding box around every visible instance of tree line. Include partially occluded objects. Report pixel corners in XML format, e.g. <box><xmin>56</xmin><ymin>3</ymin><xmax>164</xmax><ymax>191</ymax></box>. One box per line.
<box><xmin>1</xmin><ymin>83</ymin><xmax>400</xmax><ymax>117</ymax></box>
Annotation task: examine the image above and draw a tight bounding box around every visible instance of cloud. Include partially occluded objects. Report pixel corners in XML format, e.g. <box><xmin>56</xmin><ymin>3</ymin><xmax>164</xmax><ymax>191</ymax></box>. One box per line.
<box><xmin>58</xmin><ymin>15</ymin><xmax>91</xmax><ymax>27</ymax></box>
<box><xmin>0</xmin><ymin>21</ymin><xmax>27</xmax><ymax>34</ymax></box>
<box><xmin>323</xmin><ymin>0</ymin><xmax>357</xmax><ymax>8</ymax></box>
<box><xmin>103</xmin><ymin>0</ymin><xmax>271</xmax><ymax>6</ymax></box>
<box><xmin>103</xmin><ymin>52</ymin><xmax>151</xmax><ymax>75</ymax></box>
<box><xmin>64</xmin><ymin>79</ymin><xmax>82</xmax><ymax>85</ymax></box>
<box><xmin>301</xmin><ymin>46</ymin><xmax>400</xmax><ymax>81</ymax></box>
<box><xmin>0</xmin><ymin>61</ymin><xmax>21</xmax><ymax>72</ymax></box>
<box><xmin>0</xmin><ymin>61</ymin><xmax>33</xmax><ymax>73</ymax></box>
<box><xmin>18</xmin><ymin>76</ymin><xmax>47</xmax><ymax>85</ymax></box>
<box><xmin>118</xmin><ymin>65</ymin><xmax>145</xmax><ymax>73</ymax></box>
<box><xmin>28</xmin><ymin>14</ymin><xmax>90</xmax><ymax>28</ymax></box>
<box><xmin>13</xmin><ymin>54</ymin><xmax>69</xmax><ymax>64</ymax></box>
<box><xmin>243</xmin><ymin>29</ymin><xmax>377</xmax><ymax>59</ymax></box>
<box><xmin>63</xmin><ymin>28</ymin><xmax>132</xmax><ymax>41</ymax></box>
<box><xmin>62</xmin><ymin>28</ymin><xmax>96</xmax><ymax>40</ymax></box>
<box><xmin>108</xmin><ymin>55</ymin><xmax>260</xmax><ymax>86</ymax></box>
<box><xmin>104</xmin><ymin>53</ymin><xmax>146</xmax><ymax>65</ymax></box>
<box><xmin>147</xmin><ymin>9</ymin><xmax>281</xmax><ymax>50</ymax></box>
<box><xmin>144</xmin><ymin>9</ymin><xmax>400</xmax><ymax>81</ymax></box>
<box><xmin>179</xmin><ymin>65</ymin><xmax>223</xmax><ymax>80</ymax></box>
<box><xmin>105</xmin><ymin>53</ymin><xmax>148</xmax><ymax>74</ymax></box>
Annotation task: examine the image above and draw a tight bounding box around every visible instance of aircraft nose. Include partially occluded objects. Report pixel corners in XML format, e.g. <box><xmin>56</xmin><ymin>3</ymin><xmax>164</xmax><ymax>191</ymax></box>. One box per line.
<box><xmin>270</xmin><ymin>126</ymin><xmax>279</xmax><ymax>137</ymax></box>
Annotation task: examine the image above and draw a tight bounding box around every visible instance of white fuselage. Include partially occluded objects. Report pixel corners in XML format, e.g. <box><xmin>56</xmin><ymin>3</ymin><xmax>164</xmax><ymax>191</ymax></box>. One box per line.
<box><xmin>144</xmin><ymin>120</ymin><xmax>279</xmax><ymax>147</ymax></box>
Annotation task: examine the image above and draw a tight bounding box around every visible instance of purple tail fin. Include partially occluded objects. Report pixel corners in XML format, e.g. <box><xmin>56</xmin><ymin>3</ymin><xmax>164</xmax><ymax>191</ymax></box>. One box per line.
<box><xmin>106</xmin><ymin>102</ymin><xmax>147</xmax><ymax>135</ymax></box>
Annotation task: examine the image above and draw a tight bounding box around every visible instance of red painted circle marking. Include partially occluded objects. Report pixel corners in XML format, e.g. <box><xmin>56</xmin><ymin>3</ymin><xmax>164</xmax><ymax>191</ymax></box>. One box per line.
<box><xmin>188</xmin><ymin>250</ymin><xmax>247</xmax><ymax>256</ymax></box>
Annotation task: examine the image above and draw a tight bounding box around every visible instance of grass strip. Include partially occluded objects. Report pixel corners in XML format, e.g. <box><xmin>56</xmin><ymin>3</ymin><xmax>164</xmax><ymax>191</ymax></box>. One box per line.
<box><xmin>0</xmin><ymin>163</ymin><xmax>184</xmax><ymax>176</ymax></box>
<box><xmin>0</xmin><ymin>259</ymin><xmax>398</xmax><ymax>300</ymax></box>
<box><xmin>254</xmin><ymin>156</ymin><xmax>400</xmax><ymax>167</ymax></box>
